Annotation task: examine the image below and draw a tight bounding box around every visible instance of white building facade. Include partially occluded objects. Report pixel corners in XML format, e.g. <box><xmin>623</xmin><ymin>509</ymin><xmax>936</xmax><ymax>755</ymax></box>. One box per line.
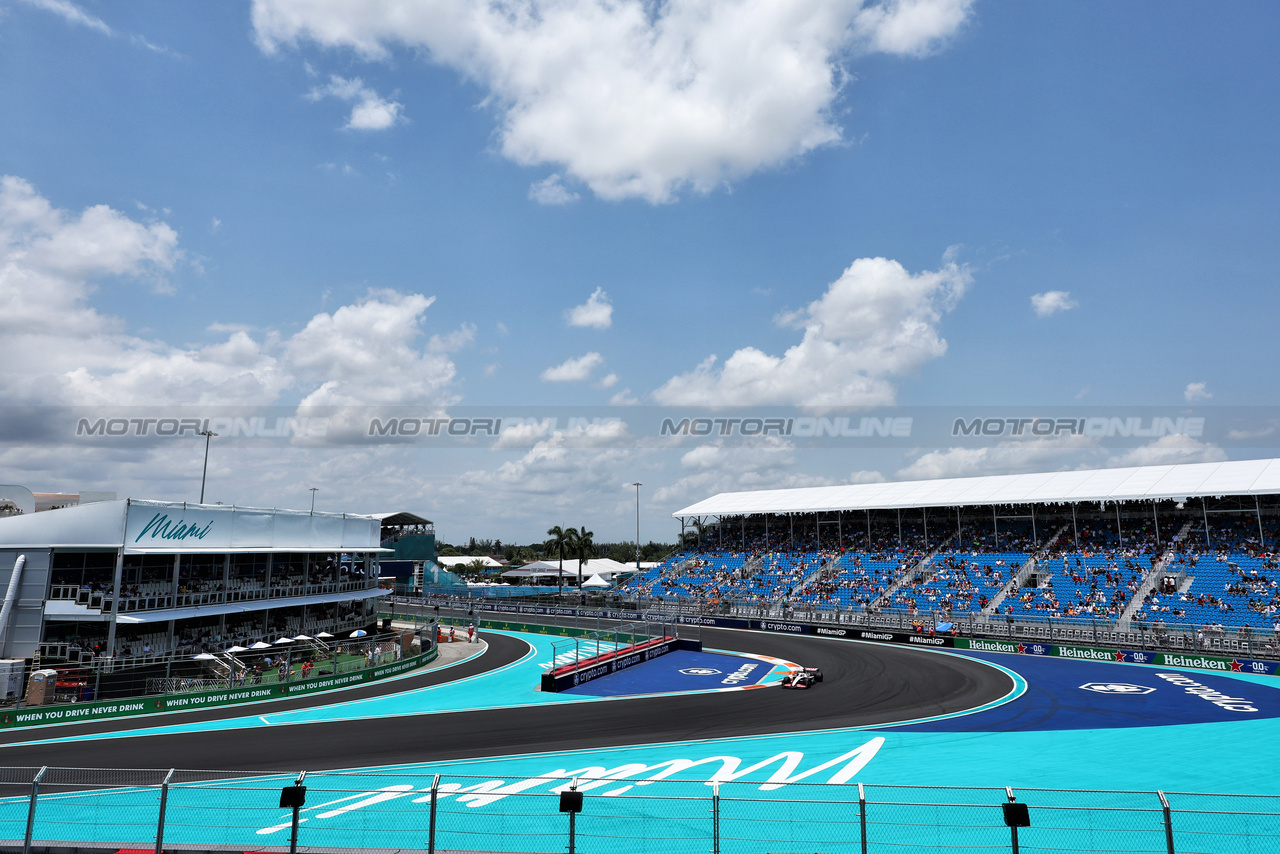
<box><xmin>0</xmin><ymin>499</ymin><xmax>389</xmax><ymax>664</ymax></box>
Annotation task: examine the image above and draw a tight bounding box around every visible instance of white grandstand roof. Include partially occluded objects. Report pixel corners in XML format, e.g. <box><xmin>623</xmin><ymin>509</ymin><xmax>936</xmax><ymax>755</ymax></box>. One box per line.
<box><xmin>673</xmin><ymin>458</ymin><xmax>1280</xmax><ymax>518</ymax></box>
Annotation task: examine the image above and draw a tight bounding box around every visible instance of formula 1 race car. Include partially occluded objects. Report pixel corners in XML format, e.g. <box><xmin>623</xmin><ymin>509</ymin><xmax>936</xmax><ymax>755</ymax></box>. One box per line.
<box><xmin>780</xmin><ymin>667</ymin><xmax>824</xmax><ymax>689</ymax></box>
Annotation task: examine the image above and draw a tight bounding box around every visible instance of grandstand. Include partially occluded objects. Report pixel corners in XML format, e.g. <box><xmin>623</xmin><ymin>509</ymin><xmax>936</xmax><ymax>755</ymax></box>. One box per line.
<box><xmin>617</xmin><ymin>459</ymin><xmax>1280</xmax><ymax>642</ymax></box>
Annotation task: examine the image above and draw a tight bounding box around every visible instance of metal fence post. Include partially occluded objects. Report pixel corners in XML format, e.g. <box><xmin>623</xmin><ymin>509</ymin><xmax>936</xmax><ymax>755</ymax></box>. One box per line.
<box><xmin>1006</xmin><ymin>787</ymin><xmax>1020</xmax><ymax>854</ymax></box>
<box><xmin>427</xmin><ymin>773</ymin><xmax>440</xmax><ymax>854</ymax></box>
<box><xmin>568</xmin><ymin>778</ymin><xmax>578</xmax><ymax>854</ymax></box>
<box><xmin>23</xmin><ymin>766</ymin><xmax>46</xmax><ymax>854</ymax></box>
<box><xmin>1158</xmin><ymin>790</ymin><xmax>1175</xmax><ymax>854</ymax></box>
<box><xmin>858</xmin><ymin>782</ymin><xmax>868</xmax><ymax>854</ymax></box>
<box><xmin>289</xmin><ymin>770</ymin><xmax>307</xmax><ymax>854</ymax></box>
<box><xmin>154</xmin><ymin>768</ymin><xmax>175</xmax><ymax>854</ymax></box>
<box><xmin>712</xmin><ymin>782</ymin><xmax>720</xmax><ymax>854</ymax></box>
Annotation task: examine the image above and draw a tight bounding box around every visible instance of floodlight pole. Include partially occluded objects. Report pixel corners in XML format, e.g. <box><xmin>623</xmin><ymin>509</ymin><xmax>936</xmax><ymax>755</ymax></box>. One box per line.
<box><xmin>632</xmin><ymin>482</ymin><xmax>643</xmax><ymax>569</ymax></box>
<box><xmin>198</xmin><ymin>430</ymin><xmax>218</xmax><ymax>504</ymax></box>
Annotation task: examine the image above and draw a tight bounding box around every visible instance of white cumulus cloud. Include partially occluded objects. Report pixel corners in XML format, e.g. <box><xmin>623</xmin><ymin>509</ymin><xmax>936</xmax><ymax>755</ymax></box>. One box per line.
<box><xmin>16</xmin><ymin>0</ymin><xmax>111</xmax><ymax>35</ymax></box>
<box><xmin>567</xmin><ymin>287</ymin><xmax>613</xmax><ymax>329</ymax></box>
<box><xmin>252</xmin><ymin>0</ymin><xmax>975</xmax><ymax>202</ymax></box>
<box><xmin>307</xmin><ymin>75</ymin><xmax>404</xmax><ymax>131</ymax></box>
<box><xmin>428</xmin><ymin>322</ymin><xmax>477</xmax><ymax>354</ymax></box>
<box><xmin>896</xmin><ymin>437</ymin><xmax>1097</xmax><ymax>481</ymax></box>
<box><xmin>528</xmin><ymin>174</ymin><xmax>579</xmax><ymax>205</ymax></box>
<box><xmin>439</xmin><ymin>421</ymin><xmax>640</xmax><ymax>522</ymax></box>
<box><xmin>541</xmin><ymin>352</ymin><xmax>605</xmax><ymax>383</ymax></box>
<box><xmin>854</xmin><ymin>0</ymin><xmax>973</xmax><ymax>56</ymax></box>
<box><xmin>1105</xmin><ymin>435</ymin><xmax>1227</xmax><ymax>468</ymax></box>
<box><xmin>1184</xmin><ymin>381</ymin><xmax>1212</xmax><ymax>403</ymax></box>
<box><xmin>651</xmin><ymin>437</ymin><xmax>833</xmax><ymax>505</ymax></box>
<box><xmin>285</xmin><ymin>290</ymin><xmax>457</xmax><ymax>406</ymax></box>
<box><xmin>0</xmin><ymin>176</ymin><xmax>459</xmax><ymax>409</ymax></box>
<box><xmin>1031</xmin><ymin>290</ymin><xmax>1077</xmax><ymax>317</ymax></box>
<box><xmin>654</xmin><ymin>256</ymin><xmax>970</xmax><ymax>406</ymax></box>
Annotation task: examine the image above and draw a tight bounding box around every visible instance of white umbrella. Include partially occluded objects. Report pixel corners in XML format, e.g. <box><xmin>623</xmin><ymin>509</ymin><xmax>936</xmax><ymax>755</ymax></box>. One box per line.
<box><xmin>192</xmin><ymin>653</ymin><xmax>218</xmax><ymax>660</ymax></box>
<box><xmin>274</xmin><ymin>637</ymin><xmax>295</xmax><ymax>644</ymax></box>
<box><xmin>225</xmin><ymin>645</ymin><xmax>249</xmax><ymax>653</ymax></box>
<box><xmin>292</xmin><ymin>634</ymin><xmax>313</xmax><ymax>641</ymax></box>
<box><xmin>349</xmin><ymin>629</ymin><xmax>368</xmax><ymax>638</ymax></box>
<box><xmin>249</xmin><ymin>641</ymin><xmax>272</xmax><ymax>649</ymax></box>
<box><xmin>315</xmin><ymin>632</ymin><xmax>334</xmax><ymax>639</ymax></box>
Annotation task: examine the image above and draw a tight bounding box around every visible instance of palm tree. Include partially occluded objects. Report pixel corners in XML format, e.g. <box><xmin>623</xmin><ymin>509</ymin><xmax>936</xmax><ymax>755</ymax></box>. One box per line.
<box><xmin>465</xmin><ymin>558</ymin><xmax>489</xmax><ymax>581</ymax></box>
<box><xmin>545</xmin><ymin>525</ymin><xmax>577</xmax><ymax>598</ymax></box>
<box><xmin>572</xmin><ymin>526</ymin><xmax>595</xmax><ymax>589</ymax></box>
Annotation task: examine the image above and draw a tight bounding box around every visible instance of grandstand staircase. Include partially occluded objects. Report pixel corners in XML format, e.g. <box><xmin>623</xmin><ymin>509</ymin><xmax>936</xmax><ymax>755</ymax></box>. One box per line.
<box><xmin>734</xmin><ymin>553</ymin><xmax>766</xmax><ymax>582</ymax></box>
<box><xmin>652</xmin><ymin>555</ymin><xmax>696</xmax><ymax>589</ymax></box>
<box><xmin>985</xmin><ymin>524</ymin><xmax>1069</xmax><ymax>614</ymax></box>
<box><xmin>1119</xmin><ymin>521</ymin><xmax>1194</xmax><ymax>625</ymax></box>
<box><xmin>788</xmin><ymin>552</ymin><xmax>842</xmax><ymax>603</ymax></box>
<box><xmin>203</xmin><ymin>654</ymin><xmax>241</xmax><ymax>682</ymax></box>
<box><xmin>293</xmin><ymin>636</ymin><xmax>331</xmax><ymax>657</ymax></box>
<box><xmin>873</xmin><ymin>533</ymin><xmax>957</xmax><ymax>609</ymax></box>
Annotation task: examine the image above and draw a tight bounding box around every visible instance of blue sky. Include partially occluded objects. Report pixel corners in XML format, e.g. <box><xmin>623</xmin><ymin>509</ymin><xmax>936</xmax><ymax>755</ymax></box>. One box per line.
<box><xmin>1</xmin><ymin>0</ymin><xmax>1278</xmax><ymax>542</ymax></box>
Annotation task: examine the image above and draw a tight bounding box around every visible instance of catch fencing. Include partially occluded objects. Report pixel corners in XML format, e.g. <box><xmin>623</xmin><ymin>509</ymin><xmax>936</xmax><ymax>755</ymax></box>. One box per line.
<box><xmin>0</xmin><ymin>767</ymin><xmax>1277</xmax><ymax>854</ymax></box>
<box><xmin>398</xmin><ymin>594</ymin><xmax>1280</xmax><ymax>663</ymax></box>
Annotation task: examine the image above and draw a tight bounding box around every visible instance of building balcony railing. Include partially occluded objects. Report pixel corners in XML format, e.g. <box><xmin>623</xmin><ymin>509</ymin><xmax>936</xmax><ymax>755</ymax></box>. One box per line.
<box><xmin>47</xmin><ymin>578</ymin><xmax>380</xmax><ymax>614</ymax></box>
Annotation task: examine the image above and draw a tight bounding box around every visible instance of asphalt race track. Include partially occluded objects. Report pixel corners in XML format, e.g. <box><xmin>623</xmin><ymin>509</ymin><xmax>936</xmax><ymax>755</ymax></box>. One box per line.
<box><xmin>0</xmin><ymin>628</ymin><xmax>1012</xmax><ymax>770</ymax></box>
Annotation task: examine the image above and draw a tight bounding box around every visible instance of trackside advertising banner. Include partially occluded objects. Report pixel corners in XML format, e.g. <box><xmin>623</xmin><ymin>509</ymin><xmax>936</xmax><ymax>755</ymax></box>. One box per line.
<box><xmin>0</xmin><ymin>649</ymin><xmax>436</xmax><ymax>730</ymax></box>
<box><xmin>954</xmin><ymin>639</ymin><xmax>1279</xmax><ymax>676</ymax></box>
<box><xmin>465</xmin><ymin>605</ymin><xmax>1279</xmax><ymax>677</ymax></box>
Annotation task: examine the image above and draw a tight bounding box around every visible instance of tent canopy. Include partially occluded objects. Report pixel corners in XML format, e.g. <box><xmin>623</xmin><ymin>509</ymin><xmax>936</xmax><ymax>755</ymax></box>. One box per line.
<box><xmin>502</xmin><ymin>558</ymin><xmax>635</xmax><ymax>580</ymax></box>
<box><xmin>674</xmin><ymin>458</ymin><xmax>1280</xmax><ymax>519</ymax></box>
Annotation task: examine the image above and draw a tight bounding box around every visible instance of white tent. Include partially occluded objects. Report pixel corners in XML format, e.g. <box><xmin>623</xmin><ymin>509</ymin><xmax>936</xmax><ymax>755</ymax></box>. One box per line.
<box><xmin>436</xmin><ymin>555</ymin><xmax>504</xmax><ymax>569</ymax></box>
<box><xmin>502</xmin><ymin>558</ymin><xmax>636</xmax><ymax>582</ymax></box>
<box><xmin>500</xmin><ymin>560</ymin><xmax>564</xmax><ymax>579</ymax></box>
<box><xmin>581</xmin><ymin>574</ymin><xmax>611</xmax><ymax>589</ymax></box>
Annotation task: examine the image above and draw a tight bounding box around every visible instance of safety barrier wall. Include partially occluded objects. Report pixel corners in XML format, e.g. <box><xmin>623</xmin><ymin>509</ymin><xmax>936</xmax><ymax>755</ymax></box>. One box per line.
<box><xmin>0</xmin><ymin>646</ymin><xmax>437</xmax><ymax>730</ymax></box>
<box><xmin>0</xmin><ymin>768</ymin><xmax>1274</xmax><ymax>854</ymax></box>
<box><xmin>541</xmin><ymin>637</ymin><xmax>701</xmax><ymax>692</ymax></box>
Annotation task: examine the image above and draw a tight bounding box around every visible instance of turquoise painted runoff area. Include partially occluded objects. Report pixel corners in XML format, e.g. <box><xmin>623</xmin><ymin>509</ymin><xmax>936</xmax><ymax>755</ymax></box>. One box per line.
<box><xmin>4</xmin><ymin>632</ymin><xmax>1280</xmax><ymax>852</ymax></box>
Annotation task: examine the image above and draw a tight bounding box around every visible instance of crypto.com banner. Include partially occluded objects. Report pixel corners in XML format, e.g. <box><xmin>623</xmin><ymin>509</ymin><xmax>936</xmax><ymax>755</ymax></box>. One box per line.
<box><xmin>7</xmin><ymin>405</ymin><xmax>1280</xmax><ymax>449</ymax></box>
